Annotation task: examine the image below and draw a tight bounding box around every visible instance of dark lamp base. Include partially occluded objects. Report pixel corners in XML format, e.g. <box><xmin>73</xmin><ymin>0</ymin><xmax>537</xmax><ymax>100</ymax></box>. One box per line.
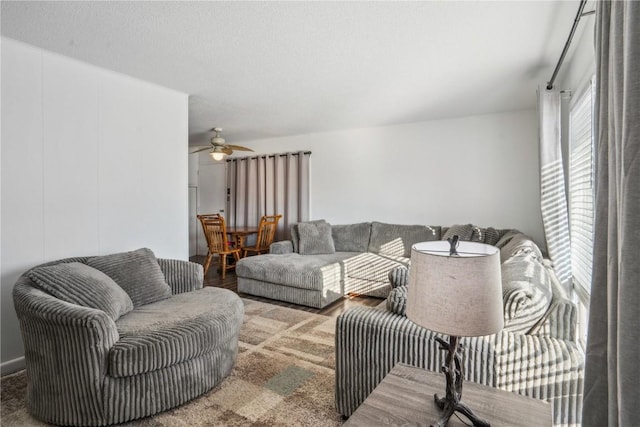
<box><xmin>432</xmin><ymin>393</ymin><xmax>490</xmax><ymax>427</ymax></box>
<box><xmin>430</xmin><ymin>335</ymin><xmax>491</xmax><ymax>427</ymax></box>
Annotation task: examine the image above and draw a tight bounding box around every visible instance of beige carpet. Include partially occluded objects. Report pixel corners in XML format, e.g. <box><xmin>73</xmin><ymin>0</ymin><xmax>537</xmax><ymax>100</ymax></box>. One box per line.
<box><xmin>0</xmin><ymin>299</ymin><xmax>343</xmax><ymax>426</ymax></box>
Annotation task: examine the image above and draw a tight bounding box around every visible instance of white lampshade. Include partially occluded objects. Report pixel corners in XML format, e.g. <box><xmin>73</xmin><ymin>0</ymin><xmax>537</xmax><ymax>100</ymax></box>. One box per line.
<box><xmin>406</xmin><ymin>241</ymin><xmax>503</xmax><ymax>337</ymax></box>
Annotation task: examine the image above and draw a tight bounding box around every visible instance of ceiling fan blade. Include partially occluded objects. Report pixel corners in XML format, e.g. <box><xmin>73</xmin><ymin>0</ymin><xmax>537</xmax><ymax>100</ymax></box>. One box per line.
<box><xmin>222</xmin><ymin>147</ymin><xmax>234</xmax><ymax>155</ymax></box>
<box><xmin>191</xmin><ymin>146</ymin><xmax>212</xmax><ymax>154</ymax></box>
<box><xmin>225</xmin><ymin>144</ymin><xmax>254</xmax><ymax>152</ymax></box>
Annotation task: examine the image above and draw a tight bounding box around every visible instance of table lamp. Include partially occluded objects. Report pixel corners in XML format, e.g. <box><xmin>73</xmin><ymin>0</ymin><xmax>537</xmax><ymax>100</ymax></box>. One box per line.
<box><xmin>407</xmin><ymin>237</ymin><xmax>503</xmax><ymax>427</ymax></box>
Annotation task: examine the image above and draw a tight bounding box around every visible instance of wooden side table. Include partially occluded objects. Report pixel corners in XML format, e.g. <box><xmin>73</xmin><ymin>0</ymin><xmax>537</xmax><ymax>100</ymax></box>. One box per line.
<box><xmin>344</xmin><ymin>363</ymin><xmax>552</xmax><ymax>427</ymax></box>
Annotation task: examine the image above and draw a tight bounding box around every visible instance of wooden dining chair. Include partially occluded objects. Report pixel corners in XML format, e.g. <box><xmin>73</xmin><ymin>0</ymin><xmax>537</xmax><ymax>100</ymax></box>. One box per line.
<box><xmin>242</xmin><ymin>214</ymin><xmax>282</xmax><ymax>257</ymax></box>
<box><xmin>197</xmin><ymin>214</ymin><xmax>241</xmax><ymax>278</ymax></box>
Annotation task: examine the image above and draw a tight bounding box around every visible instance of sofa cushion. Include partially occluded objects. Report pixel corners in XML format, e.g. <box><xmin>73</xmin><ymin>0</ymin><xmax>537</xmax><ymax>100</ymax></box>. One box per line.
<box><xmin>298</xmin><ymin>222</ymin><xmax>335</xmax><ymax>255</ymax></box>
<box><xmin>236</xmin><ymin>252</ymin><xmax>357</xmax><ymax>291</ymax></box>
<box><xmin>290</xmin><ymin>219</ymin><xmax>326</xmax><ymax>253</ymax></box>
<box><xmin>87</xmin><ymin>248</ymin><xmax>171</xmax><ymax>307</ymax></box>
<box><xmin>501</xmin><ymin>253</ymin><xmax>553</xmax><ymax>333</ymax></box>
<box><xmin>368</xmin><ymin>222</ymin><xmax>440</xmax><ymax>257</ymax></box>
<box><xmin>270</xmin><ymin>240</ymin><xmax>294</xmax><ymax>254</ymax></box>
<box><xmin>343</xmin><ymin>252</ymin><xmax>407</xmax><ymax>283</ymax></box>
<box><xmin>332</xmin><ymin>222</ymin><xmax>371</xmax><ymax>252</ymax></box>
<box><xmin>109</xmin><ymin>287</ymin><xmax>243</xmax><ymax>377</ymax></box>
<box><xmin>27</xmin><ymin>262</ymin><xmax>133</xmax><ymax>321</ymax></box>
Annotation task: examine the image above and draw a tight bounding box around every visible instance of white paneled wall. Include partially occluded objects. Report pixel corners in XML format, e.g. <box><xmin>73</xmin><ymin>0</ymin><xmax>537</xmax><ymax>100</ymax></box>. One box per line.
<box><xmin>0</xmin><ymin>38</ymin><xmax>188</xmax><ymax>371</ymax></box>
<box><xmin>1</xmin><ymin>40</ymin><xmax>46</xmax><ymax>374</ymax></box>
<box><xmin>98</xmin><ymin>74</ymin><xmax>145</xmax><ymax>254</ymax></box>
<box><xmin>43</xmin><ymin>52</ymin><xmax>101</xmax><ymax>259</ymax></box>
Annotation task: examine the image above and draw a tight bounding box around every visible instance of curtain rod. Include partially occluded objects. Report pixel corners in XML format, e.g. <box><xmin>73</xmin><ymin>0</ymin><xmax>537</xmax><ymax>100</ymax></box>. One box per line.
<box><xmin>226</xmin><ymin>151</ymin><xmax>311</xmax><ymax>162</ymax></box>
<box><xmin>546</xmin><ymin>0</ymin><xmax>593</xmax><ymax>90</ymax></box>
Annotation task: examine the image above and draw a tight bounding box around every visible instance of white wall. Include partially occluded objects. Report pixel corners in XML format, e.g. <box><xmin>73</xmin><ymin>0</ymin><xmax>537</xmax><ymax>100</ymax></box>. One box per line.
<box><xmin>557</xmin><ymin>16</ymin><xmax>596</xmax><ymax>182</ymax></box>
<box><xmin>1</xmin><ymin>38</ymin><xmax>189</xmax><ymax>373</ymax></box>
<box><xmin>557</xmin><ymin>16</ymin><xmax>596</xmax><ymax>97</ymax></box>
<box><xmin>193</xmin><ymin>154</ymin><xmax>226</xmax><ymax>255</ymax></box>
<box><xmin>188</xmin><ymin>153</ymin><xmax>199</xmax><ymax>187</ymax></box>
<box><xmin>226</xmin><ymin>110</ymin><xmax>545</xmax><ymax>247</ymax></box>
<box><xmin>197</xmin><ymin>154</ymin><xmax>227</xmax><ymax>216</ymax></box>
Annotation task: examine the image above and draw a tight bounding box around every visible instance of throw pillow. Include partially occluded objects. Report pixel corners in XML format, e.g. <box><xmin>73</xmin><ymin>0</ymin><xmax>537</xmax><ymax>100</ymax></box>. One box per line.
<box><xmin>298</xmin><ymin>222</ymin><xmax>336</xmax><ymax>255</ymax></box>
<box><xmin>470</xmin><ymin>226</ymin><xmax>501</xmax><ymax>246</ymax></box>
<box><xmin>87</xmin><ymin>248</ymin><xmax>171</xmax><ymax>307</ymax></box>
<box><xmin>27</xmin><ymin>262</ymin><xmax>133</xmax><ymax>320</ymax></box>
<box><xmin>290</xmin><ymin>219</ymin><xmax>326</xmax><ymax>253</ymax></box>
<box><xmin>386</xmin><ymin>285</ymin><xmax>408</xmax><ymax>316</ymax></box>
<box><xmin>501</xmin><ymin>254</ymin><xmax>553</xmax><ymax>333</ymax></box>
<box><xmin>442</xmin><ymin>224</ymin><xmax>474</xmax><ymax>241</ymax></box>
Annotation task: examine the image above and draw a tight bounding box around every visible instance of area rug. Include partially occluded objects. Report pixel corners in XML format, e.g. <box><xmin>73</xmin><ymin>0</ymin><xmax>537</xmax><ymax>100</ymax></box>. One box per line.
<box><xmin>0</xmin><ymin>299</ymin><xmax>343</xmax><ymax>426</ymax></box>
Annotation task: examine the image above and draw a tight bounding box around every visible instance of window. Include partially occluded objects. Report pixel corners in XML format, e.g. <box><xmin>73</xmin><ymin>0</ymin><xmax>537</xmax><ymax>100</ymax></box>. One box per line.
<box><xmin>568</xmin><ymin>78</ymin><xmax>595</xmax><ymax>347</ymax></box>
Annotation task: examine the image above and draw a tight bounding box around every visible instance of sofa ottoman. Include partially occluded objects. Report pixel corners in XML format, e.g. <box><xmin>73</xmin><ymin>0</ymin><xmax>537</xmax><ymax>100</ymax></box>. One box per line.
<box><xmin>236</xmin><ymin>252</ymin><xmax>357</xmax><ymax>308</ymax></box>
<box><xmin>236</xmin><ymin>221</ymin><xmax>441</xmax><ymax>308</ymax></box>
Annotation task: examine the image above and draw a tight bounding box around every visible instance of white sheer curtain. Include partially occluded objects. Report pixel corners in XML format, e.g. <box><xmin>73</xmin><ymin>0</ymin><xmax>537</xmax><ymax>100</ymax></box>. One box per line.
<box><xmin>226</xmin><ymin>151</ymin><xmax>310</xmax><ymax>241</ymax></box>
<box><xmin>538</xmin><ymin>88</ymin><xmax>572</xmax><ymax>289</ymax></box>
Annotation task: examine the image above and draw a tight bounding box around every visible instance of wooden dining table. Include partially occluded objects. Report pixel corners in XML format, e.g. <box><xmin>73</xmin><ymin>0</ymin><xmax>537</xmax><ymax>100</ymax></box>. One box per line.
<box><xmin>226</xmin><ymin>227</ymin><xmax>259</xmax><ymax>250</ymax></box>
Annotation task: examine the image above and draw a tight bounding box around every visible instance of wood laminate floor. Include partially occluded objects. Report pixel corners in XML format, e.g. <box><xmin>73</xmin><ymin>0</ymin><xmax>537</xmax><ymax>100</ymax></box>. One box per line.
<box><xmin>190</xmin><ymin>255</ymin><xmax>382</xmax><ymax>317</ymax></box>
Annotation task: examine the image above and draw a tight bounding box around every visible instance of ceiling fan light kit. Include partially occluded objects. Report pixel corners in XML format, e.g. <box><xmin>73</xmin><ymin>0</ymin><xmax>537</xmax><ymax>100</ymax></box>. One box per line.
<box><xmin>210</xmin><ymin>148</ymin><xmax>225</xmax><ymax>161</ymax></box>
<box><xmin>190</xmin><ymin>127</ymin><xmax>254</xmax><ymax>161</ymax></box>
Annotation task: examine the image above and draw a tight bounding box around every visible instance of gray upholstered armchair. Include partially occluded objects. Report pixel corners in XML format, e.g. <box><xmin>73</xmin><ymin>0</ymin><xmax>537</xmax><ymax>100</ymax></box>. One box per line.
<box><xmin>13</xmin><ymin>250</ymin><xmax>244</xmax><ymax>426</ymax></box>
<box><xmin>335</xmin><ymin>233</ymin><xmax>585</xmax><ymax>427</ymax></box>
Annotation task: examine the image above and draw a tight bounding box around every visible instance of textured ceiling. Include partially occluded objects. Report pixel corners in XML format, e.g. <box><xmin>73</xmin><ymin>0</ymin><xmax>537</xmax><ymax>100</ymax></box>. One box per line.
<box><xmin>1</xmin><ymin>1</ymin><xmax>585</xmax><ymax>145</ymax></box>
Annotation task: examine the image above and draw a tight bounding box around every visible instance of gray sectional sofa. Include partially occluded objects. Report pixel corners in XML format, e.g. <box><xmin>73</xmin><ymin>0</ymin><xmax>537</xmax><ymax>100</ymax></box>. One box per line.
<box><xmin>335</xmin><ymin>230</ymin><xmax>585</xmax><ymax>427</ymax></box>
<box><xmin>237</xmin><ymin>220</ymin><xmax>584</xmax><ymax>425</ymax></box>
<box><xmin>236</xmin><ymin>221</ymin><xmax>441</xmax><ymax>308</ymax></box>
<box><xmin>13</xmin><ymin>248</ymin><xmax>244</xmax><ymax>426</ymax></box>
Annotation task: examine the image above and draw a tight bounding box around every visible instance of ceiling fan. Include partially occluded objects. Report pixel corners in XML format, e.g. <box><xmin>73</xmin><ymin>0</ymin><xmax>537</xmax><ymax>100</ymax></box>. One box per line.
<box><xmin>191</xmin><ymin>127</ymin><xmax>253</xmax><ymax>161</ymax></box>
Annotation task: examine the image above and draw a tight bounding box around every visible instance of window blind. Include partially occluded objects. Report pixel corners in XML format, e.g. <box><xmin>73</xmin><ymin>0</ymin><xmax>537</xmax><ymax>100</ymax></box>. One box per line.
<box><xmin>569</xmin><ymin>80</ymin><xmax>595</xmax><ymax>299</ymax></box>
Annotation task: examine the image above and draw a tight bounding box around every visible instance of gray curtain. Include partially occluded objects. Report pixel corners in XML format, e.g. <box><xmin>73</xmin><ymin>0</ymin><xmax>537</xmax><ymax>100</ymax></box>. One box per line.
<box><xmin>583</xmin><ymin>1</ymin><xmax>640</xmax><ymax>426</ymax></box>
<box><xmin>226</xmin><ymin>151</ymin><xmax>310</xmax><ymax>241</ymax></box>
<box><xmin>538</xmin><ymin>88</ymin><xmax>572</xmax><ymax>289</ymax></box>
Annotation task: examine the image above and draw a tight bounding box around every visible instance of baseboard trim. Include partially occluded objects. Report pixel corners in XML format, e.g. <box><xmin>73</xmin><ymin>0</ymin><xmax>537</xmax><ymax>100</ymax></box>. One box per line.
<box><xmin>1</xmin><ymin>356</ymin><xmax>25</xmax><ymax>376</ymax></box>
